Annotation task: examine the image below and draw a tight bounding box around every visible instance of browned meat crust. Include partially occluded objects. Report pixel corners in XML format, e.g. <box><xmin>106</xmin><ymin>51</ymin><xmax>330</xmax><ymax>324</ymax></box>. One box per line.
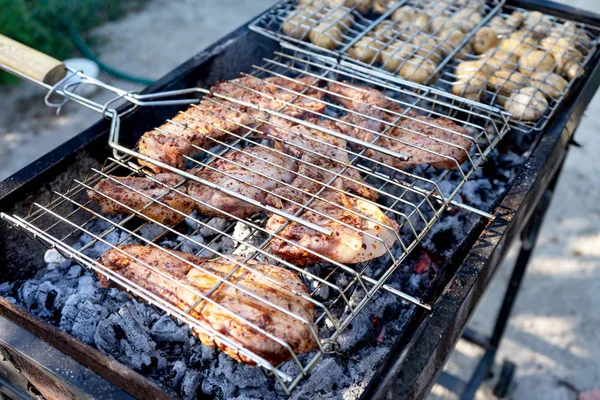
<box><xmin>266</xmin><ymin>191</ymin><xmax>399</xmax><ymax>265</ymax></box>
<box><xmin>89</xmin><ymin>146</ymin><xmax>298</xmax><ymax>222</ymax></box>
<box><xmin>138</xmin><ymin>76</ymin><xmax>325</xmax><ymax>172</ymax></box>
<box><xmin>88</xmin><ymin>173</ymin><xmax>194</xmax><ymax>225</ymax></box>
<box><xmin>329</xmin><ymin>82</ymin><xmax>473</xmax><ymax>169</ymax></box>
<box><xmin>98</xmin><ymin>245</ymin><xmax>318</xmax><ymax>365</ymax></box>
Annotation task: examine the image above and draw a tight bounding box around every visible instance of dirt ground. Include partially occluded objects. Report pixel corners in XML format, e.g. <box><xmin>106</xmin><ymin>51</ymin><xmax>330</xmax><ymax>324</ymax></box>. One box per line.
<box><xmin>0</xmin><ymin>1</ymin><xmax>599</xmax><ymax>399</ymax></box>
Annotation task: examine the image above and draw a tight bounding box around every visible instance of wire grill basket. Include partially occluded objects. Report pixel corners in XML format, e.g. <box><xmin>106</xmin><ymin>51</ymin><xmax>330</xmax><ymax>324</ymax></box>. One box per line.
<box><xmin>249</xmin><ymin>0</ymin><xmax>505</xmax><ymax>84</ymax></box>
<box><xmin>432</xmin><ymin>5</ymin><xmax>600</xmax><ymax>133</ymax></box>
<box><xmin>1</xmin><ymin>47</ymin><xmax>510</xmax><ymax>393</ymax></box>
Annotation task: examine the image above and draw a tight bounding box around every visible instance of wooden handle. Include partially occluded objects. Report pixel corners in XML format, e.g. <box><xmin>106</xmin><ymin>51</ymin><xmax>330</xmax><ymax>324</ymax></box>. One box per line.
<box><xmin>0</xmin><ymin>34</ymin><xmax>67</xmax><ymax>85</ymax></box>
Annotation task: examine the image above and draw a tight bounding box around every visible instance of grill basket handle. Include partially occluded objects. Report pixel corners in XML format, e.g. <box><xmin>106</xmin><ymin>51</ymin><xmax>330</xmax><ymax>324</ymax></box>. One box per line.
<box><xmin>0</xmin><ymin>34</ymin><xmax>67</xmax><ymax>86</ymax></box>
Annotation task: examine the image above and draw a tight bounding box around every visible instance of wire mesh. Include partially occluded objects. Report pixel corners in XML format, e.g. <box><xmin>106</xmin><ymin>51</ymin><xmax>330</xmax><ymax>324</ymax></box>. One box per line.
<box><xmin>433</xmin><ymin>5</ymin><xmax>600</xmax><ymax>133</ymax></box>
<box><xmin>0</xmin><ymin>48</ymin><xmax>510</xmax><ymax>394</ymax></box>
<box><xmin>249</xmin><ymin>0</ymin><xmax>504</xmax><ymax>84</ymax></box>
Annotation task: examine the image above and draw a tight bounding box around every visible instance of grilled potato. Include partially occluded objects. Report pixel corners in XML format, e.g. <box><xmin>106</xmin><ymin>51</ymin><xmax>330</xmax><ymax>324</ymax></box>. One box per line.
<box><xmin>518</xmin><ymin>50</ymin><xmax>555</xmax><ymax>75</ymax></box>
<box><xmin>282</xmin><ymin>6</ymin><xmax>322</xmax><ymax>40</ymax></box>
<box><xmin>399</xmin><ymin>58</ymin><xmax>437</xmax><ymax>83</ymax></box>
<box><xmin>489</xmin><ymin>16</ymin><xmax>513</xmax><ymax>36</ymax></box>
<box><xmin>381</xmin><ymin>41</ymin><xmax>414</xmax><ymax>72</ymax></box>
<box><xmin>505</xmin><ymin>11</ymin><xmax>525</xmax><ymax>30</ymax></box>
<box><xmin>455</xmin><ymin>60</ymin><xmax>494</xmax><ymax>79</ymax></box>
<box><xmin>453</xmin><ymin>8</ymin><xmax>483</xmax><ymax>33</ymax></box>
<box><xmin>481</xmin><ymin>49</ymin><xmax>519</xmax><ymax>72</ymax></box>
<box><xmin>522</xmin><ymin>11</ymin><xmax>553</xmax><ymax>38</ymax></box>
<box><xmin>438</xmin><ymin>29</ymin><xmax>472</xmax><ymax>57</ymax></box>
<box><xmin>349</xmin><ymin>37</ymin><xmax>385</xmax><ymax>63</ymax></box>
<box><xmin>488</xmin><ymin>69</ymin><xmax>529</xmax><ymax>94</ymax></box>
<box><xmin>529</xmin><ymin>72</ymin><xmax>568</xmax><ymax>99</ymax></box>
<box><xmin>453</xmin><ymin>72</ymin><xmax>488</xmax><ymax>101</ymax></box>
<box><xmin>505</xmin><ymin>86</ymin><xmax>548</xmax><ymax>121</ymax></box>
<box><xmin>309</xmin><ymin>23</ymin><xmax>343</xmax><ymax>49</ymax></box>
<box><xmin>473</xmin><ymin>27</ymin><xmax>501</xmax><ymax>55</ymax></box>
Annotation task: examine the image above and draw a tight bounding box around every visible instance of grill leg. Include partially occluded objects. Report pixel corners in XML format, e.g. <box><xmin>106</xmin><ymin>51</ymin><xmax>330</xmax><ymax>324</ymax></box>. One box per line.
<box><xmin>438</xmin><ymin>165</ymin><xmax>563</xmax><ymax>400</ymax></box>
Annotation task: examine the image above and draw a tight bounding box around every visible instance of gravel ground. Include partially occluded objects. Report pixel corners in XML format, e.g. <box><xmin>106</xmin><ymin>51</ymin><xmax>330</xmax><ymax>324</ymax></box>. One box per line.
<box><xmin>0</xmin><ymin>1</ymin><xmax>599</xmax><ymax>399</ymax></box>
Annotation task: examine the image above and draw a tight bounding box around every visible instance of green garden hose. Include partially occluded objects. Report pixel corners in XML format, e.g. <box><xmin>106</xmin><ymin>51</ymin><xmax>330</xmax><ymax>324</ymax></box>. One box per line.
<box><xmin>62</xmin><ymin>17</ymin><xmax>154</xmax><ymax>85</ymax></box>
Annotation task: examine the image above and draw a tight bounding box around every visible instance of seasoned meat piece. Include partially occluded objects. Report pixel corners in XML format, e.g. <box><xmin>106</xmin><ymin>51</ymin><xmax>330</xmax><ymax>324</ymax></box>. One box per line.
<box><xmin>138</xmin><ymin>99</ymin><xmax>257</xmax><ymax>172</ymax></box>
<box><xmin>212</xmin><ymin>76</ymin><xmax>326</xmax><ymax>118</ymax></box>
<box><xmin>138</xmin><ymin>130</ymin><xmax>194</xmax><ymax>172</ymax></box>
<box><xmin>186</xmin><ymin>146</ymin><xmax>298</xmax><ymax>218</ymax></box>
<box><xmin>89</xmin><ymin>146</ymin><xmax>298</xmax><ymax>223</ymax></box>
<box><xmin>330</xmin><ymin>82</ymin><xmax>472</xmax><ymax>169</ymax></box>
<box><xmin>138</xmin><ymin>76</ymin><xmax>325</xmax><ymax>172</ymax></box>
<box><xmin>261</xmin><ymin>119</ymin><xmax>378</xmax><ymax>201</ymax></box>
<box><xmin>99</xmin><ymin>245</ymin><xmax>318</xmax><ymax>365</ymax></box>
<box><xmin>328</xmin><ymin>81</ymin><xmax>387</xmax><ymax>145</ymax></box>
<box><xmin>88</xmin><ymin>173</ymin><xmax>194</xmax><ymax>225</ymax></box>
<box><xmin>373</xmin><ymin>111</ymin><xmax>472</xmax><ymax>169</ymax></box>
<box><xmin>266</xmin><ymin>191</ymin><xmax>399</xmax><ymax>265</ymax></box>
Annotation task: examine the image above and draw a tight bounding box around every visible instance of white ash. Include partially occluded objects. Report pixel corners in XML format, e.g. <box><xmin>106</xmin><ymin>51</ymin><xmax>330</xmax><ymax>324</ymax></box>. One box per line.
<box><xmin>0</xmin><ymin>132</ymin><xmax>529</xmax><ymax>399</ymax></box>
<box><xmin>231</xmin><ymin>222</ymin><xmax>267</xmax><ymax>258</ymax></box>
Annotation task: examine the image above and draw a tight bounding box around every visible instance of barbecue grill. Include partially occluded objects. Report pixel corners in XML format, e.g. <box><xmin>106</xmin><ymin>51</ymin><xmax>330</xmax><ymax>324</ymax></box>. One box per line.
<box><xmin>0</xmin><ymin>0</ymin><xmax>598</xmax><ymax>399</ymax></box>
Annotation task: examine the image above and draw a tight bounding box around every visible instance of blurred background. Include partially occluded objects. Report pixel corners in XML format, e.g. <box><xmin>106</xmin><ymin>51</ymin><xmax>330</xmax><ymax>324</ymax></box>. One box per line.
<box><xmin>0</xmin><ymin>1</ymin><xmax>598</xmax><ymax>399</ymax></box>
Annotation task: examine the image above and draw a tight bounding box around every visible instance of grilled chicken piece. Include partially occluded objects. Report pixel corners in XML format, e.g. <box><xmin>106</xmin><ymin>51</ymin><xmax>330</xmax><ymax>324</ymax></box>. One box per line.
<box><xmin>99</xmin><ymin>245</ymin><xmax>318</xmax><ymax>365</ymax></box>
<box><xmin>266</xmin><ymin>191</ymin><xmax>399</xmax><ymax>265</ymax></box>
<box><xmin>329</xmin><ymin>82</ymin><xmax>473</xmax><ymax>169</ymax></box>
<box><xmin>138</xmin><ymin>76</ymin><xmax>325</xmax><ymax>172</ymax></box>
<box><xmin>212</xmin><ymin>76</ymin><xmax>326</xmax><ymax>118</ymax></box>
<box><xmin>89</xmin><ymin>146</ymin><xmax>298</xmax><ymax>223</ymax></box>
<box><xmin>138</xmin><ymin>100</ymin><xmax>258</xmax><ymax>172</ymax></box>
<box><xmin>186</xmin><ymin>146</ymin><xmax>298</xmax><ymax>218</ymax></box>
<box><xmin>261</xmin><ymin>118</ymin><xmax>378</xmax><ymax>201</ymax></box>
<box><xmin>88</xmin><ymin>173</ymin><xmax>195</xmax><ymax>226</ymax></box>
<box><xmin>380</xmin><ymin>112</ymin><xmax>473</xmax><ymax>169</ymax></box>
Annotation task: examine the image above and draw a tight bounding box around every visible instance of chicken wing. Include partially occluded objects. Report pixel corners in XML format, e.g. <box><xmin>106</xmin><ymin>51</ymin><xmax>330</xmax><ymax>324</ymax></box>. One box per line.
<box><xmin>98</xmin><ymin>245</ymin><xmax>318</xmax><ymax>365</ymax></box>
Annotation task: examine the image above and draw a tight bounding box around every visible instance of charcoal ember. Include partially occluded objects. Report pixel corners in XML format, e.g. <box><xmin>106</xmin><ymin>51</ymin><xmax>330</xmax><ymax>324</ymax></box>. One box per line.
<box><xmin>34</xmin><ymin>281</ymin><xmax>61</xmax><ymax>317</ymax></box>
<box><xmin>60</xmin><ymin>294</ymin><xmax>102</xmax><ymax>344</ymax></box>
<box><xmin>134</xmin><ymin>300</ymin><xmax>161</xmax><ymax>327</ymax></box>
<box><xmin>139</xmin><ymin>224</ymin><xmax>166</xmax><ymax>240</ymax></box>
<box><xmin>77</xmin><ymin>274</ymin><xmax>103</xmax><ymax>303</ymax></box>
<box><xmin>168</xmin><ymin>360</ymin><xmax>187</xmax><ymax>391</ymax></box>
<box><xmin>290</xmin><ymin>358</ymin><xmax>350</xmax><ymax>400</ymax></box>
<box><xmin>180</xmin><ymin>368</ymin><xmax>203</xmax><ymax>400</ymax></box>
<box><xmin>184</xmin><ymin>211</ymin><xmax>202</xmax><ymax>231</ymax></box>
<box><xmin>234</xmin><ymin>388</ymin><xmax>278</xmax><ymax>400</ymax></box>
<box><xmin>151</xmin><ymin>315</ymin><xmax>190</xmax><ymax>343</ymax></box>
<box><xmin>337</xmin><ymin>290</ymin><xmax>399</xmax><ymax>352</ymax></box>
<box><xmin>302</xmin><ymin>265</ymin><xmax>329</xmax><ymax>300</ymax></box>
<box><xmin>186</xmin><ymin>339</ymin><xmax>215</xmax><ymax>368</ymax></box>
<box><xmin>66</xmin><ymin>265</ymin><xmax>82</xmax><ymax>279</ymax></box>
<box><xmin>0</xmin><ymin>282</ymin><xmax>13</xmax><ymax>297</ymax></box>
<box><xmin>80</xmin><ymin>229</ymin><xmax>120</xmax><ymax>259</ymax></box>
<box><xmin>460</xmin><ymin>179</ymin><xmax>493</xmax><ymax>208</ymax></box>
<box><xmin>200</xmin><ymin>218</ymin><xmax>229</xmax><ymax>237</ymax></box>
<box><xmin>179</xmin><ymin>234</ymin><xmax>206</xmax><ymax>254</ymax></box>
<box><xmin>231</xmin><ymin>222</ymin><xmax>265</xmax><ymax>257</ymax></box>
<box><xmin>203</xmin><ymin>353</ymin><xmax>267</xmax><ymax>398</ymax></box>
<box><xmin>43</xmin><ymin>248</ymin><xmax>71</xmax><ymax>269</ymax></box>
<box><xmin>94</xmin><ymin>303</ymin><xmax>156</xmax><ymax>370</ymax></box>
<box><xmin>18</xmin><ymin>281</ymin><xmax>39</xmax><ymax>309</ymax></box>
<box><xmin>197</xmin><ymin>237</ymin><xmax>233</xmax><ymax>258</ymax></box>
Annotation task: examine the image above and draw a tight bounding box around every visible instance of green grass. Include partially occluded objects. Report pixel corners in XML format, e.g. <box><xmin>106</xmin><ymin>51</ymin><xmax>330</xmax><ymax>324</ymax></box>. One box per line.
<box><xmin>0</xmin><ymin>0</ymin><xmax>146</xmax><ymax>84</ymax></box>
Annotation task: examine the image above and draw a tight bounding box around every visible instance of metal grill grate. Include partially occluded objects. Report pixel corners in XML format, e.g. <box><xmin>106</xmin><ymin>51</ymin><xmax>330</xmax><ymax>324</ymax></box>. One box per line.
<box><xmin>249</xmin><ymin>0</ymin><xmax>504</xmax><ymax>84</ymax></box>
<box><xmin>1</xmin><ymin>49</ymin><xmax>509</xmax><ymax>394</ymax></box>
<box><xmin>432</xmin><ymin>5</ymin><xmax>600</xmax><ymax>133</ymax></box>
